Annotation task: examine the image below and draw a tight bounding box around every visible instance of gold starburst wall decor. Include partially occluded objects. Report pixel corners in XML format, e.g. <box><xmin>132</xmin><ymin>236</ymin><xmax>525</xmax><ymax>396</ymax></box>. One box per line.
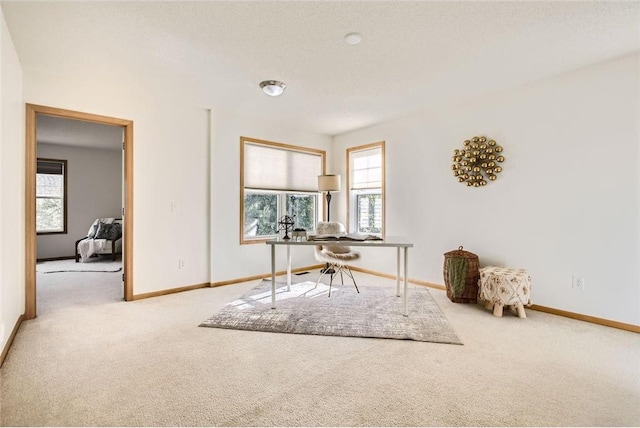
<box><xmin>451</xmin><ymin>136</ymin><xmax>505</xmax><ymax>187</ymax></box>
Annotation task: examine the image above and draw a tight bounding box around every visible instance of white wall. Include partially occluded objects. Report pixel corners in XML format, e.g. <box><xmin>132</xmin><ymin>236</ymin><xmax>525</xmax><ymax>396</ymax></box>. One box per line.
<box><xmin>23</xmin><ymin>73</ymin><xmax>210</xmax><ymax>295</ymax></box>
<box><xmin>333</xmin><ymin>54</ymin><xmax>640</xmax><ymax>326</ymax></box>
<box><xmin>210</xmin><ymin>109</ymin><xmax>332</xmax><ymax>282</ymax></box>
<box><xmin>36</xmin><ymin>143</ymin><xmax>122</xmax><ymax>259</ymax></box>
<box><xmin>0</xmin><ymin>8</ymin><xmax>24</xmax><ymax>350</ymax></box>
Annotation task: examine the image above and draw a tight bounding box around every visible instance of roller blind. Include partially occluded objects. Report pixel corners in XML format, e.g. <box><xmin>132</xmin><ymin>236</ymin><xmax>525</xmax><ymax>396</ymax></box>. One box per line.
<box><xmin>37</xmin><ymin>159</ymin><xmax>64</xmax><ymax>175</ymax></box>
<box><xmin>244</xmin><ymin>142</ymin><xmax>322</xmax><ymax>192</ymax></box>
<box><xmin>36</xmin><ymin>159</ymin><xmax>66</xmax><ymax>198</ymax></box>
<box><xmin>350</xmin><ymin>147</ymin><xmax>382</xmax><ymax>190</ymax></box>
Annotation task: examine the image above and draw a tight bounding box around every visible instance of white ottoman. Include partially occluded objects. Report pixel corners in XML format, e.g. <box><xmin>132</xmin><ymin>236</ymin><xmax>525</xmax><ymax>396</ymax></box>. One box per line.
<box><xmin>479</xmin><ymin>266</ymin><xmax>532</xmax><ymax>318</ymax></box>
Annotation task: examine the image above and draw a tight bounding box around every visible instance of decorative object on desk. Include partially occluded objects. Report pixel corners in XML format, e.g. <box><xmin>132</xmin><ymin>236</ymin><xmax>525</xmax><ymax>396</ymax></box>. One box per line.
<box><xmin>277</xmin><ymin>215</ymin><xmax>295</xmax><ymax>240</ymax></box>
<box><xmin>317</xmin><ymin>174</ymin><xmax>341</xmax><ymax>221</ymax></box>
<box><xmin>451</xmin><ymin>136</ymin><xmax>504</xmax><ymax>187</ymax></box>
<box><xmin>200</xmin><ymin>279</ymin><xmax>462</xmax><ymax>344</ymax></box>
<box><xmin>443</xmin><ymin>246</ymin><xmax>479</xmax><ymax>303</ymax></box>
<box><xmin>292</xmin><ymin>228</ymin><xmax>307</xmax><ymax>241</ymax></box>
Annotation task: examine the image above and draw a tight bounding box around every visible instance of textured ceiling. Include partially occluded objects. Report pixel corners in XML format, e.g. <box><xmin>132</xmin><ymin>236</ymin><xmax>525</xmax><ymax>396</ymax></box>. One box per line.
<box><xmin>3</xmin><ymin>1</ymin><xmax>639</xmax><ymax>136</ymax></box>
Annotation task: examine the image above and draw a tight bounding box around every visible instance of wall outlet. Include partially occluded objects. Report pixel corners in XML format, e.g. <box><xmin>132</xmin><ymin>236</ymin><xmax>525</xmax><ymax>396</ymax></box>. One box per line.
<box><xmin>572</xmin><ymin>275</ymin><xmax>585</xmax><ymax>290</ymax></box>
<box><xmin>178</xmin><ymin>259</ymin><xmax>185</xmax><ymax>270</ymax></box>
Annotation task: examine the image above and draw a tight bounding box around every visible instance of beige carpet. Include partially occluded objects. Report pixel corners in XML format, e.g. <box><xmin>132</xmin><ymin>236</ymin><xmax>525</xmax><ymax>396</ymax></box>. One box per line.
<box><xmin>1</xmin><ymin>270</ymin><xmax>639</xmax><ymax>426</ymax></box>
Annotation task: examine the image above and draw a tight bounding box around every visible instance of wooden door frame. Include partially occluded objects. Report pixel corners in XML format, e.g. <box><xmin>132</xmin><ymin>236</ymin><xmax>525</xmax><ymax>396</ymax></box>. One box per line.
<box><xmin>25</xmin><ymin>104</ymin><xmax>134</xmax><ymax>319</ymax></box>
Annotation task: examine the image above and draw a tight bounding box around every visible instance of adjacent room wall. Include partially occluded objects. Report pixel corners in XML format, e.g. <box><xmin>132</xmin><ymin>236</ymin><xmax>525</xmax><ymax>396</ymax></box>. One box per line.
<box><xmin>36</xmin><ymin>143</ymin><xmax>122</xmax><ymax>259</ymax></box>
<box><xmin>0</xmin><ymin>8</ymin><xmax>24</xmax><ymax>352</ymax></box>
<box><xmin>209</xmin><ymin>109</ymin><xmax>332</xmax><ymax>283</ymax></box>
<box><xmin>332</xmin><ymin>53</ymin><xmax>640</xmax><ymax>326</ymax></box>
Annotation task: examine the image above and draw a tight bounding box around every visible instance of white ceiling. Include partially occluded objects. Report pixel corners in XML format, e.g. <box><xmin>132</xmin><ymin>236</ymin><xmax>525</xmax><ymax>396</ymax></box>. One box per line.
<box><xmin>3</xmin><ymin>1</ymin><xmax>639</xmax><ymax>137</ymax></box>
<box><xmin>37</xmin><ymin>115</ymin><xmax>123</xmax><ymax>151</ymax></box>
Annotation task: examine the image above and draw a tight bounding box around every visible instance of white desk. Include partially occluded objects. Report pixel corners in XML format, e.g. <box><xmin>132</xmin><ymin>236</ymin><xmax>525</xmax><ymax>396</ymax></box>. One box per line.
<box><xmin>266</xmin><ymin>236</ymin><xmax>414</xmax><ymax>316</ymax></box>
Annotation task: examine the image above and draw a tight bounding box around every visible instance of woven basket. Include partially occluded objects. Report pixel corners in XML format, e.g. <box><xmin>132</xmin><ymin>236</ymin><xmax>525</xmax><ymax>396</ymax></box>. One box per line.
<box><xmin>443</xmin><ymin>246</ymin><xmax>479</xmax><ymax>303</ymax></box>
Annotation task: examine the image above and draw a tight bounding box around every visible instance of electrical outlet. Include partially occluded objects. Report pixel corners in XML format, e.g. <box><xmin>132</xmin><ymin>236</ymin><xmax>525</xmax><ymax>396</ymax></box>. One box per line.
<box><xmin>572</xmin><ymin>275</ymin><xmax>585</xmax><ymax>290</ymax></box>
<box><xmin>178</xmin><ymin>259</ymin><xmax>185</xmax><ymax>270</ymax></box>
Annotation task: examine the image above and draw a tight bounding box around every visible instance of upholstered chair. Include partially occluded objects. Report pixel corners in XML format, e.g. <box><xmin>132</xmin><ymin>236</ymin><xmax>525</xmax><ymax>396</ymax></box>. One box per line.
<box><xmin>314</xmin><ymin>221</ymin><xmax>360</xmax><ymax>297</ymax></box>
<box><xmin>75</xmin><ymin>218</ymin><xmax>123</xmax><ymax>262</ymax></box>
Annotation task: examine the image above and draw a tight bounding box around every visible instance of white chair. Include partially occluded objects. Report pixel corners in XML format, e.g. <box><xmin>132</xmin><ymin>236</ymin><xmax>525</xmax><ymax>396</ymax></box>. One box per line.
<box><xmin>314</xmin><ymin>221</ymin><xmax>360</xmax><ymax>297</ymax></box>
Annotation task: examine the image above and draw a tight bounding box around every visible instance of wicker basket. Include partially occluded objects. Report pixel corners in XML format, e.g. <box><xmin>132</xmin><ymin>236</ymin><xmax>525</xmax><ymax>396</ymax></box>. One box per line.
<box><xmin>443</xmin><ymin>246</ymin><xmax>479</xmax><ymax>303</ymax></box>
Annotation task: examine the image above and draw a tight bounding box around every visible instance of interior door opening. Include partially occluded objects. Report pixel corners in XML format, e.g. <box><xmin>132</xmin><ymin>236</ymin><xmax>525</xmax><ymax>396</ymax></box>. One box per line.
<box><xmin>25</xmin><ymin>104</ymin><xmax>134</xmax><ymax>319</ymax></box>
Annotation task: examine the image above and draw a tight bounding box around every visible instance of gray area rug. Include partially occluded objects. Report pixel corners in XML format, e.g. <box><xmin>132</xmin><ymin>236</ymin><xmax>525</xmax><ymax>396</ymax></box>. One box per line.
<box><xmin>37</xmin><ymin>258</ymin><xmax>122</xmax><ymax>273</ymax></box>
<box><xmin>200</xmin><ymin>280</ymin><xmax>462</xmax><ymax>344</ymax></box>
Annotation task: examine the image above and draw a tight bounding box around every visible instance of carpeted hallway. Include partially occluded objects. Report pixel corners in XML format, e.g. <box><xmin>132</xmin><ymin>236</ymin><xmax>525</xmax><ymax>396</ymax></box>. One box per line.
<box><xmin>1</xmin><ymin>270</ymin><xmax>639</xmax><ymax>426</ymax></box>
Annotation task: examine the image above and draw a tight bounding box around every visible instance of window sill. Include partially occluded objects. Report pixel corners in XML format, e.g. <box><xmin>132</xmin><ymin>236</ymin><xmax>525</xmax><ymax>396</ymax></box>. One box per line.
<box><xmin>37</xmin><ymin>230</ymin><xmax>67</xmax><ymax>235</ymax></box>
<box><xmin>241</xmin><ymin>236</ymin><xmax>276</xmax><ymax>245</ymax></box>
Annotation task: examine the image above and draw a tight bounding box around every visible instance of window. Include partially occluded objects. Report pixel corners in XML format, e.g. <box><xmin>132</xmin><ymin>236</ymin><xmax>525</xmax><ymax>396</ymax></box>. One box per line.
<box><xmin>241</xmin><ymin>137</ymin><xmax>325</xmax><ymax>243</ymax></box>
<box><xmin>356</xmin><ymin>192</ymin><xmax>382</xmax><ymax>233</ymax></box>
<box><xmin>36</xmin><ymin>158</ymin><xmax>67</xmax><ymax>234</ymax></box>
<box><xmin>347</xmin><ymin>142</ymin><xmax>385</xmax><ymax>236</ymax></box>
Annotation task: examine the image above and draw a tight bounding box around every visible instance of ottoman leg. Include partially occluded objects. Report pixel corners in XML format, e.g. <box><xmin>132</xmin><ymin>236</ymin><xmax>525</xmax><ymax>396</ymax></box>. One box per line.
<box><xmin>515</xmin><ymin>302</ymin><xmax>527</xmax><ymax>319</ymax></box>
<box><xmin>484</xmin><ymin>301</ymin><xmax>494</xmax><ymax>310</ymax></box>
<box><xmin>493</xmin><ymin>303</ymin><xmax>504</xmax><ymax>317</ymax></box>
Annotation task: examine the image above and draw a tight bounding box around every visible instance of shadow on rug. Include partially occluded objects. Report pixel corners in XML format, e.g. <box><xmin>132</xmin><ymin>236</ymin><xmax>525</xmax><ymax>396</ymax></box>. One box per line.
<box><xmin>200</xmin><ymin>280</ymin><xmax>462</xmax><ymax>344</ymax></box>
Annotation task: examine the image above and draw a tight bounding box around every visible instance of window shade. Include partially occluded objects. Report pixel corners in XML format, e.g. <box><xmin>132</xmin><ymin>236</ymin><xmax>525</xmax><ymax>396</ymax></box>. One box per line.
<box><xmin>350</xmin><ymin>147</ymin><xmax>382</xmax><ymax>189</ymax></box>
<box><xmin>244</xmin><ymin>142</ymin><xmax>322</xmax><ymax>192</ymax></box>
<box><xmin>37</xmin><ymin>160</ymin><xmax>64</xmax><ymax>175</ymax></box>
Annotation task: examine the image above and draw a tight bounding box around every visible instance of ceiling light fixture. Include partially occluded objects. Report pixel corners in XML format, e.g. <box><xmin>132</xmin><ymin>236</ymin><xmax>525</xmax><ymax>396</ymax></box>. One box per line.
<box><xmin>259</xmin><ymin>80</ymin><xmax>286</xmax><ymax>96</ymax></box>
<box><xmin>344</xmin><ymin>32</ymin><xmax>362</xmax><ymax>45</ymax></box>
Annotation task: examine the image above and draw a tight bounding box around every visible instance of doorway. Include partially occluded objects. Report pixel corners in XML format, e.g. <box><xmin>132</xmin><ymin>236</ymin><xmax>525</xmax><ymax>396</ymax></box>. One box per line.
<box><xmin>25</xmin><ymin>104</ymin><xmax>134</xmax><ymax>319</ymax></box>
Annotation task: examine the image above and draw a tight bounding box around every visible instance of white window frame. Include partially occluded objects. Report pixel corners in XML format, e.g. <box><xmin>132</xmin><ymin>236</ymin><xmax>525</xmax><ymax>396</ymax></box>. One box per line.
<box><xmin>240</xmin><ymin>137</ymin><xmax>326</xmax><ymax>244</ymax></box>
<box><xmin>354</xmin><ymin>189</ymin><xmax>383</xmax><ymax>234</ymax></box>
<box><xmin>347</xmin><ymin>142</ymin><xmax>385</xmax><ymax>237</ymax></box>
<box><xmin>243</xmin><ymin>190</ymin><xmax>319</xmax><ymax>241</ymax></box>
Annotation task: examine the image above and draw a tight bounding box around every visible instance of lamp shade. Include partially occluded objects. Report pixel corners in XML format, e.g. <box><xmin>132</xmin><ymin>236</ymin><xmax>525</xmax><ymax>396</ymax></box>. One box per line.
<box><xmin>318</xmin><ymin>174</ymin><xmax>341</xmax><ymax>192</ymax></box>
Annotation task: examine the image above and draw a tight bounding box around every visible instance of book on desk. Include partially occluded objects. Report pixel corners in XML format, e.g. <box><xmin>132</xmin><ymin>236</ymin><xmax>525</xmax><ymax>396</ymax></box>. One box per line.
<box><xmin>307</xmin><ymin>232</ymin><xmax>383</xmax><ymax>242</ymax></box>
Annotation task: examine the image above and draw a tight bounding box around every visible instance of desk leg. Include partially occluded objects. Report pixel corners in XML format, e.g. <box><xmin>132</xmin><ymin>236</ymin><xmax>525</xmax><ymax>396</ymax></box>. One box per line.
<box><xmin>396</xmin><ymin>247</ymin><xmax>401</xmax><ymax>297</ymax></box>
<box><xmin>271</xmin><ymin>244</ymin><xmax>276</xmax><ymax>309</ymax></box>
<box><xmin>403</xmin><ymin>247</ymin><xmax>409</xmax><ymax>317</ymax></box>
<box><xmin>286</xmin><ymin>244</ymin><xmax>291</xmax><ymax>292</ymax></box>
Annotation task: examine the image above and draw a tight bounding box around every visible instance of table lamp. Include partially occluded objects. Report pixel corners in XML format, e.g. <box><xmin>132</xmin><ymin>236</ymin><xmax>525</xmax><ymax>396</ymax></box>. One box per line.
<box><xmin>318</xmin><ymin>174</ymin><xmax>341</xmax><ymax>222</ymax></box>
